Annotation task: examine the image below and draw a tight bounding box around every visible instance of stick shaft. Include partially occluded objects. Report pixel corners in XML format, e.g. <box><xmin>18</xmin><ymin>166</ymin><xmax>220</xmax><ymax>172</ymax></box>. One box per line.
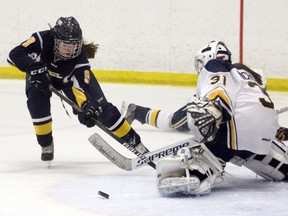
<box><xmin>277</xmin><ymin>106</ymin><xmax>288</xmax><ymax>114</ymax></box>
<box><xmin>49</xmin><ymin>85</ymin><xmax>156</xmax><ymax>169</ymax></box>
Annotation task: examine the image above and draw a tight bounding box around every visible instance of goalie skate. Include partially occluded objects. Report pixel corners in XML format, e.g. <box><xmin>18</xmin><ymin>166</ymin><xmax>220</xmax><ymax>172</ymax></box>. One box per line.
<box><xmin>158</xmin><ymin>176</ymin><xmax>200</xmax><ymax>196</ymax></box>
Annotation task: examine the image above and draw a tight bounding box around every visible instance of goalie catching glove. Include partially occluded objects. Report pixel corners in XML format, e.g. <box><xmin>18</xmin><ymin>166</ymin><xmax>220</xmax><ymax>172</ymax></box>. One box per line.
<box><xmin>186</xmin><ymin>97</ymin><xmax>222</xmax><ymax>143</ymax></box>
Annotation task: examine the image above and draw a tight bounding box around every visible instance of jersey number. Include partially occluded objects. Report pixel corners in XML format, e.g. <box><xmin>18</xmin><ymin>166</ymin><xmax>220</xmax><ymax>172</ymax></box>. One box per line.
<box><xmin>248</xmin><ymin>81</ymin><xmax>274</xmax><ymax>109</ymax></box>
<box><xmin>22</xmin><ymin>36</ymin><xmax>36</xmax><ymax>48</ymax></box>
<box><xmin>210</xmin><ymin>75</ymin><xmax>226</xmax><ymax>85</ymax></box>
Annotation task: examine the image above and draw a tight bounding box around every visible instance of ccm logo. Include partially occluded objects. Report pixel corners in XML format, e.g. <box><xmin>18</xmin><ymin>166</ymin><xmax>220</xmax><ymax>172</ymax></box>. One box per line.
<box><xmin>30</xmin><ymin>66</ymin><xmax>47</xmax><ymax>75</ymax></box>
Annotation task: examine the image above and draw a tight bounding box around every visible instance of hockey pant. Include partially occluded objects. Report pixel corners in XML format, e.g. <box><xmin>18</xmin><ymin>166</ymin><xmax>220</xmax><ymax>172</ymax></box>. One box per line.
<box><xmin>26</xmin><ymin>75</ymin><xmax>140</xmax><ymax>147</ymax></box>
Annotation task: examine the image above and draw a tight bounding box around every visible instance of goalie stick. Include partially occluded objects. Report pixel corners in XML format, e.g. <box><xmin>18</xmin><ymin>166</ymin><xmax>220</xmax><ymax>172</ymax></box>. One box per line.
<box><xmin>49</xmin><ymin>85</ymin><xmax>156</xmax><ymax>169</ymax></box>
<box><xmin>277</xmin><ymin>106</ymin><xmax>288</xmax><ymax>114</ymax></box>
<box><xmin>89</xmin><ymin>133</ymin><xmax>200</xmax><ymax>171</ymax></box>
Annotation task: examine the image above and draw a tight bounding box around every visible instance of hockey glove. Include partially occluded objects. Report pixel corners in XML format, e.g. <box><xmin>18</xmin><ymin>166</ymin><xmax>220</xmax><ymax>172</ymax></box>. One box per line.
<box><xmin>186</xmin><ymin>97</ymin><xmax>222</xmax><ymax>143</ymax></box>
<box><xmin>276</xmin><ymin>127</ymin><xmax>288</xmax><ymax>141</ymax></box>
<box><xmin>28</xmin><ymin>62</ymin><xmax>50</xmax><ymax>89</ymax></box>
<box><xmin>78</xmin><ymin>101</ymin><xmax>103</xmax><ymax>128</ymax></box>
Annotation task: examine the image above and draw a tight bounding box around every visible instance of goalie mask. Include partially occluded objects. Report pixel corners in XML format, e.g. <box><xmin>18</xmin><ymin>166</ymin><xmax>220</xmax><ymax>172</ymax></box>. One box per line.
<box><xmin>53</xmin><ymin>16</ymin><xmax>83</xmax><ymax>61</ymax></box>
<box><xmin>194</xmin><ymin>41</ymin><xmax>231</xmax><ymax>74</ymax></box>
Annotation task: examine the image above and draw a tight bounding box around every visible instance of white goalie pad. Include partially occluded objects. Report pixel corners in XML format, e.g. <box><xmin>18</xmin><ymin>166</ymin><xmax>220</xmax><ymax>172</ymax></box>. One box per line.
<box><xmin>156</xmin><ymin>144</ymin><xmax>225</xmax><ymax>196</ymax></box>
<box><xmin>156</xmin><ymin>147</ymin><xmax>201</xmax><ymax>196</ymax></box>
<box><xmin>230</xmin><ymin>139</ymin><xmax>288</xmax><ymax>181</ymax></box>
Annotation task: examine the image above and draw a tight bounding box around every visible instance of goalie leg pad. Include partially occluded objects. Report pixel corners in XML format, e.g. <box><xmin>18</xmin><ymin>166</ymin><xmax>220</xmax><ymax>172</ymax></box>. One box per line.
<box><xmin>230</xmin><ymin>139</ymin><xmax>288</xmax><ymax>181</ymax></box>
<box><xmin>156</xmin><ymin>148</ymin><xmax>201</xmax><ymax>196</ymax></box>
<box><xmin>156</xmin><ymin>144</ymin><xmax>225</xmax><ymax>196</ymax></box>
<box><xmin>158</xmin><ymin>177</ymin><xmax>201</xmax><ymax>196</ymax></box>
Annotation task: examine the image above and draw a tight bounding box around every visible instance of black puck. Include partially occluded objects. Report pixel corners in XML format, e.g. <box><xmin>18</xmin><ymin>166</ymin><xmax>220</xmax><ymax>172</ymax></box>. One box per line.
<box><xmin>98</xmin><ymin>190</ymin><xmax>109</xmax><ymax>199</ymax></box>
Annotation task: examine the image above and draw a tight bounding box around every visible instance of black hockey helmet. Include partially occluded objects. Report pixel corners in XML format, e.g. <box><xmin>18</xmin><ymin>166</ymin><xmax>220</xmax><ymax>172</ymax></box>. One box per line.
<box><xmin>53</xmin><ymin>16</ymin><xmax>83</xmax><ymax>61</ymax></box>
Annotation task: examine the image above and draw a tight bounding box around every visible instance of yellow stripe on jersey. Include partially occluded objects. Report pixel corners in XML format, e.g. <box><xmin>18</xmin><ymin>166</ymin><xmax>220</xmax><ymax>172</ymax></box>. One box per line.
<box><xmin>72</xmin><ymin>87</ymin><xmax>87</xmax><ymax>108</ymax></box>
<box><xmin>34</xmin><ymin>121</ymin><xmax>52</xmax><ymax>135</ymax></box>
<box><xmin>113</xmin><ymin>120</ymin><xmax>132</xmax><ymax>138</ymax></box>
<box><xmin>206</xmin><ymin>89</ymin><xmax>231</xmax><ymax>107</ymax></box>
<box><xmin>149</xmin><ymin>110</ymin><xmax>160</xmax><ymax>127</ymax></box>
<box><xmin>228</xmin><ymin>119</ymin><xmax>237</xmax><ymax>150</ymax></box>
<box><xmin>22</xmin><ymin>36</ymin><xmax>36</xmax><ymax>48</ymax></box>
<box><xmin>207</xmin><ymin>88</ymin><xmax>237</xmax><ymax>150</ymax></box>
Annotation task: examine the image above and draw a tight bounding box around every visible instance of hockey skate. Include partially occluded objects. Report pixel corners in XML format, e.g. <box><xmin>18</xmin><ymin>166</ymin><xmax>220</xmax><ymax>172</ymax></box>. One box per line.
<box><xmin>121</xmin><ymin>101</ymin><xmax>136</xmax><ymax>124</ymax></box>
<box><xmin>125</xmin><ymin>131</ymin><xmax>149</xmax><ymax>154</ymax></box>
<box><xmin>41</xmin><ymin>142</ymin><xmax>54</xmax><ymax>164</ymax></box>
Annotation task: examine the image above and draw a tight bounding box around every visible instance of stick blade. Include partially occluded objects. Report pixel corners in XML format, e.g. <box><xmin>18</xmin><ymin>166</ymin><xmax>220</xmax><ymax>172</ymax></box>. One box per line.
<box><xmin>88</xmin><ymin>133</ymin><xmax>132</xmax><ymax>171</ymax></box>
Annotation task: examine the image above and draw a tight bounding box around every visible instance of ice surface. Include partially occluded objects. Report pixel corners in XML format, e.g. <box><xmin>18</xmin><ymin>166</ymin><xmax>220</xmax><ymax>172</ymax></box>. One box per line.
<box><xmin>0</xmin><ymin>80</ymin><xmax>287</xmax><ymax>216</ymax></box>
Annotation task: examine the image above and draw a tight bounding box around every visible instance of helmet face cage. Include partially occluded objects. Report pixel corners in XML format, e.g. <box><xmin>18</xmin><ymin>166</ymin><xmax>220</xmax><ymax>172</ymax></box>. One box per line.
<box><xmin>53</xmin><ymin>16</ymin><xmax>83</xmax><ymax>61</ymax></box>
<box><xmin>194</xmin><ymin>53</ymin><xmax>215</xmax><ymax>74</ymax></box>
<box><xmin>54</xmin><ymin>38</ymin><xmax>83</xmax><ymax>61</ymax></box>
<box><xmin>194</xmin><ymin>41</ymin><xmax>231</xmax><ymax>74</ymax></box>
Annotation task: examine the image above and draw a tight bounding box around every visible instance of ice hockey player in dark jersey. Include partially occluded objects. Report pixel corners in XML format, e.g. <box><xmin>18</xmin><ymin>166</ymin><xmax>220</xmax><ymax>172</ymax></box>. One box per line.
<box><xmin>7</xmin><ymin>16</ymin><xmax>149</xmax><ymax>163</ymax></box>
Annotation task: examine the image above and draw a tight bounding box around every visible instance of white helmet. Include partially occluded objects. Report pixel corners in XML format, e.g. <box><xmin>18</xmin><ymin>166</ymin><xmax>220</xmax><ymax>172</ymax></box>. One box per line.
<box><xmin>194</xmin><ymin>41</ymin><xmax>231</xmax><ymax>73</ymax></box>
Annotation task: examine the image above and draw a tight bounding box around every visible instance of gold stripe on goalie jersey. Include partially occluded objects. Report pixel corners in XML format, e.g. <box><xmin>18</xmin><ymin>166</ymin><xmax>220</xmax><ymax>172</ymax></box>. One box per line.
<box><xmin>72</xmin><ymin>87</ymin><xmax>87</xmax><ymax>108</ymax></box>
<box><xmin>34</xmin><ymin>121</ymin><xmax>52</xmax><ymax>135</ymax></box>
<box><xmin>228</xmin><ymin>119</ymin><xmax>237</xmax><ymax>150</ymax></box>
<box><xmin>206</xmin><ymin>87</ymin><xmax>233</xmax><ymax>117</ymax></box>
<box><xmin>112</xmin><ymin>120</ymin><xmax>132</xmax><ymax>138</ymax></box>
<box><xmin>148</xmin><ymin>110</ymin><xmax>160</xmax><ymax>127</ymax></box>
<box><xmin>206</xmin><ymin>88</ymin><xmax>238</xmax><ymax>150</ymax></box>
<box><xmin>206</xmin><ymin>88</ymin><xmax>231</xmax><ymax>108</ymax></box>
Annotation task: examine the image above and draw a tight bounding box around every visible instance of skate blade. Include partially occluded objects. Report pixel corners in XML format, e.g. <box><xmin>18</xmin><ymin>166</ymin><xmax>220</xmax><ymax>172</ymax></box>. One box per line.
<box><xmin>120</xmin><ymin>101</ymin><xmax>128</xmax><ymax>116</ymax></box>
<box><xmin>43</xmin><ymin>161</ymin><xmax>52</xmax><ymax>168</ymax></box>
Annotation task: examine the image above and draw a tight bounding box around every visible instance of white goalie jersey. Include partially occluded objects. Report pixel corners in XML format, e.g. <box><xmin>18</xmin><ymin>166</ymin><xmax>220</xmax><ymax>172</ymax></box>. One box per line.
<box><xmin>196</xmin><ymin>59</ymin><xmax>279</xmax><ymax>155</ymax></box>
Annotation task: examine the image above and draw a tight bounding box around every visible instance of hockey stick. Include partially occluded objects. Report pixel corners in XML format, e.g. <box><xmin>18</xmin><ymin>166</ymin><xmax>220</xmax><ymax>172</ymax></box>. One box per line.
<box><xmin>89</xmin><ymin>133</ymin><xmax>200</xmax><ymax>171</ymax></box>
<box><xmin>48</xmin><ymin>85</ymin><xmax>156</xmax><ymax>169</ymax></box>
<box><xmin>276</xmin><ymin>106</ymin><xmax>288</xmax><ymax>114</ymax></box>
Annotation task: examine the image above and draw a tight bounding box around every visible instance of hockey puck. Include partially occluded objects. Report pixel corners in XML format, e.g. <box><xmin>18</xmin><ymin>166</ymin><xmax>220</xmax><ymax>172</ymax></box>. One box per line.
<box><xmin>98</xmin><ymin>190</ymin><xmax>109</xmax><ymax>199</ymax></box>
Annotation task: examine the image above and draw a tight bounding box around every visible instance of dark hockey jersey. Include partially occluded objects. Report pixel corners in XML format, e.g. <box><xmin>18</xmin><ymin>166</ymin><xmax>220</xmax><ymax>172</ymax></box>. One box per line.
<box><xmin>7</xmin><ymin>29</ymin><xmax>102</xmax><ymax>103</ymax></box>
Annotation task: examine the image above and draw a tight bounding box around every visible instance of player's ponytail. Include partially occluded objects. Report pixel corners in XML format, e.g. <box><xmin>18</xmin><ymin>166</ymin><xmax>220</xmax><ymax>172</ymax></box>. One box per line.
<box><xmin>233</xmin><ymin>63</ymin><xmax>264</xmax><ymax>88</ymax></box>
<box><xmin>83</xmin><ymin>42</ymin><xmax>99</xmax><ymax>59</ymax></box>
